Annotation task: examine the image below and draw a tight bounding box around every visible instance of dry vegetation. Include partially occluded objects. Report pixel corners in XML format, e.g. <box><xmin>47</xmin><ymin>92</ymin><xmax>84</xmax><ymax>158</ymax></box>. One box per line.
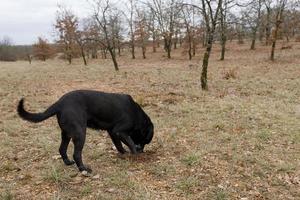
<box><xmin>0</xmin><ymin>41</ymin><xmax>299</xmax><ymax>199</ymax></box>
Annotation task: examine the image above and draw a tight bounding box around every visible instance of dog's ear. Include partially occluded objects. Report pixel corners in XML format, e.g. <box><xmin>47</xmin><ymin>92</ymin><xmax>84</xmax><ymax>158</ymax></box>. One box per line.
<box><xmin>144</xmin><ymin>123</ymin><xmax>154</xmax><ymax>144</ymax></box>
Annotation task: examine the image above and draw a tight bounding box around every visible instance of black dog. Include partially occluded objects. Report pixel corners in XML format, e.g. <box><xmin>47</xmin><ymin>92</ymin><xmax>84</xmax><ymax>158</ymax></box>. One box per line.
<box><xmin>17</xmin><ymin>90</ymin><xmax>154</xmax><ymax>172</ymax></box>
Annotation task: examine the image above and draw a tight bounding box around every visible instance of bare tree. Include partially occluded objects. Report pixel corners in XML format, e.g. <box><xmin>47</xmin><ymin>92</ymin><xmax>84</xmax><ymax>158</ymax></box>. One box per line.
<box><xmin>146</xmin><ymin>11</ymin><xmax>159</xmax><ymax>53</ymax></box>
<box><xmin>270</xmin><ymin>0</ymin><xmax>287</xmax><ymax>61</ymax></box>
<box><xmin>241</xmin><ymin>0</ymin><xmax>263</xmax><ymax>50</ymax></box>
<box><xmin>110</xmin><ymin>13</ymin><xmax>123</xmax><ymax>57</ymax></box>
<box><xmin>147</xmin><ymin>0</ymin><xmax>182</xmax><ymax>59</ymax></box>
<box><xmin>90</xmin><ymin>0</ymin><xmax>120</xmax><ymax>71</ymax></box>
<box><xmin>282</xmin><ymin>3</ymin><xmax>300</xmax><ymax>42</ymax></box>
<box><xmin>189</xmin><ymin>0</ymin><xmax>223</xmax><ymax>90</ymax></box>
<box><xmin>124</xmin><ymin>0</ymin><xmax>136</xmax><ymax>59</ymax></box>
<box><xmin>219</xmin><ymin>0</ymin><xmax>235</xmax><ymax>60</ymax></box>
<box><xmin>264</xmin><ymin>0</ymin><xmax>272</xmax><ymax>45</ymax></box>
<box><xmin>201</xmin><ymin>0</ymin><xmax>223</xmax><ymax>90</ymax></box>
<box><xmin>181</xmin><ymin>5</ymin><xmax>196</xmax><ymax>60</ymax></box>
<box><xmin>75</xmin><ymin>30</ymin><xmax>88</xmax><ymax>65</ymax></box>
<box><xmin>135</xmin><ymin>8</ymin><xmax>149</xmax><ymax>59</ymax></box>
<box><xmin>82</xmin><ymin>19</ymin><xmax>101</xmax><ymax>59</ymax></box>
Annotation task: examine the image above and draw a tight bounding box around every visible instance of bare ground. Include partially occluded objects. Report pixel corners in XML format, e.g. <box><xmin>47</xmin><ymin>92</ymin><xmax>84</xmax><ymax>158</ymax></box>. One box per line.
<box><xmin>0</xmin><ymin>41</ymin><xmax>299</xmax><ymax>199</ymax></box>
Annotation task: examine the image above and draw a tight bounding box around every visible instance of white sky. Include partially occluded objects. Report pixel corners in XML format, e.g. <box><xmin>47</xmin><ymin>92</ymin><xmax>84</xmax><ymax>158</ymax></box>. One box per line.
<box><xmin>0</xmin><ymin>0</ymin><xmax>91</xmax><ymax>45</ymax></box>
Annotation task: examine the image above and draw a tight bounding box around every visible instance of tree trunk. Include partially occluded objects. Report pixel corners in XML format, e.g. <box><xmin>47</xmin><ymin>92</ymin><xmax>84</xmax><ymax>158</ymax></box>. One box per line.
<box><xmin>220</xmin><ymin>34</ymin><xmax>227</xmax><ymax>60</ymax></box>
<box><xmin>164</xmin><ymin>37</ymin><xmax>172</xmax><ymax>59</ymax></box>
<box><xmin>270</xmin><ymin>40</ymin><xmax>276</xmax><ymax>61</ymax></box>
<box><xmin>167</xmin><ymin>47</ymin><xmax>171</xmax><ymax>59</ymax></box>
<box><xmin>188</xmin><ymin>35</ymin><xmax>192</xmax><ymax>60</ymax></box>
<box><xmin>131</xmin><ymin>40</ymin><xmax>135</xmax><ymax>59</ymax></box>
<box><xmin>80</xmin><ymin>47</ymin><xmax>87</xmax><ymax>66</ymax></box>
<box><xmin>220</xmin><ymin>40</ymin><xmax>226</xmax><ymax>61</ymax></box>
<box><xmin>173</xmin><ymin>35</ymin><xmax>177</xmax><ymax>49</ymax></box>
<box><xmin>201</xmin><ymin>51</ymin><xmax>209</xmax><ymax>90</ymax></box>
<box><xmin>152</xmin><ymin>40</ymin><xmax>156</xmax><ymax>52</ymax></box>
<box><xmin>270</xmin><ymin>3</ymin><xmax>285</xmax><ymax>61</ymax></box>
<box><xmin>250</xmin><ymin>30</ymin><xmax>257</xmax><ymax>50</ymax></box>
<box><xmin>92</xmin><ymin>48</ymin><xmax>97</xmax><ymax>59</ymax></box>
<box><xmin>108</xmin><ymin>48</ymin><xmax>119</xmax><ymax>71</ymax></box>
<box><xmin>265</xmin><ymin>8</ymin><xmax>271</xmax><ymax>45</ymax></box>
<box><xmin>250</xmin><ymin>25</ymin><xmax>258</xmax><ymax>50</ymax></box>
<box><xmin>142</xmin><ymin>46</ymin><xmax>146</xmax><ymax>59</ymax></box>
<box><xmin>179</xmin><ymin>36</ymin><xmax>183</xmax><ymax>47</ymax></box>
<box><xmin>192</xmin><ymin>39</ymin><xmax>196</xmax><ymax>56</ymax></box>
<box><xmin>202</xmin><ymin>32</ymin><xmax>207</xmax><ymax>47</ymax></box>
<box><xmin>67</xmin><ymin>54</ymin><xmax>72</xmax><ymax>64</ymax></box>
<box><xmin>201</xmin><ymin>35</ymin><xmax>213</xmax><ymax>90</ymax></box>
<box><xmin>270</xmin><ymin>26</ymin><xmax>279</xmax><ymax>61</ymax></box>
<box><xmin>250</xmin><ymin>38</ymin><xmax>256</xmax><ymax>50</ymax></box>
<box><xmin>152</xmin><ymin>33</ymin><xmax>156</xmax><ymax>52</ymax></box>
<box><xmin>27</xmin><ymin>54</ymin><xmax>32</xmax><ymax>64</ymax></box>
<box><xmin>118</xmin><ymin>44</ymin><xmax>121</xmax><ymax>57</ymax></box>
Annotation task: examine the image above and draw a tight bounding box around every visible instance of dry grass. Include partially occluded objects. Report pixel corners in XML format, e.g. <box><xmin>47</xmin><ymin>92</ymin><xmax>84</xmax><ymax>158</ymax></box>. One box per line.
<box><xmin>0</xmin><ymin>41</ymin><xmax>299</xmax><ymax>199</ymax></box>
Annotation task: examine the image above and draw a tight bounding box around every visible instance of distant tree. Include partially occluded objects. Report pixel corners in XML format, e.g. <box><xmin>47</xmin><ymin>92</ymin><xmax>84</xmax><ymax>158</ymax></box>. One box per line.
<box><xmin>202</xmin><ymin>0</ymin><xmax>223</xmax><ymax>90</ymax></box>
<box><xmin>82</xmin><ymin>19</ymin><xmax>101</xmax><ymax>59</ymax></box>
<box><xmin>263</xmin><ymin>0</ymin><xmax>272</xmax><ymax>45</ymax></box>
<box><xmin>147</xmin><ymin>0</ymin><xmax>182</xmax><ymax>59</ymax></box>
<box><xmin>124</xmin><ymin>0</ymin><xmax>136</xmax><ymax>59</ymax></box>
<box><xmin>55</xmin><ymin>6</ymin><xmax>80</xmax><ymax>64</ymax></box>
<box><xmin>135</xmin><ymin>8</ymin><xmax>149</xmax><ymax>59</ymax></box>
<box><xmin>219</xmin><ymin>0</ymin><xmax>235</xmax><ymax>60</ymax></box>
<box><xmin>146</xmin><ymin>11</ymin><xmax>159</xmax><ymax>53</ymax></box>
<box><xmin>0</xmin><ymin>36</ymin><xmax>17</xmax><ymax>61</ymax></box>
<box><xmin>282</xmin><ymin>5</ymin><xmax>300</xmax><ymax>42</ymax></box>
<box><xmin>25</xmin><ymin>46</ymin><xmax>33</xmax><ymax>64</ymax></box>
<box><xmin>90</xmin><ymin>0</ymin><xmax>120</xmax><ymax>71</ymax></box>
<box><xmin>181</xmin><ymin>5</ymin><xmax>196</xmax><ymax>60</ymax></box>
<box><xmin>241</xmin><ymin>0</ymin><xmax>263</xmax><ymax>50</ymax></box>
<box><xmin>32</xmin><ymin>37</ymin><xmax>54</xmax><ymax>61</ymax></box>
<box><xmin>198</xmin><ymin>0</ymin><xmax>223</xmax><ymax>90</ymax></box>
<box><xmin>110</xmin><ymin>13</ymin><xmax>123</xmax><ymax>57</ymax></box>
<box><xmin>74</xmin><ymin>30</ymin><xmax>88</xmax><ymax>65</ymax></box>
<box><xmin>270</xmin><ymin>0</ymin><xmax>287</xmax><ymax>61</ymax></box>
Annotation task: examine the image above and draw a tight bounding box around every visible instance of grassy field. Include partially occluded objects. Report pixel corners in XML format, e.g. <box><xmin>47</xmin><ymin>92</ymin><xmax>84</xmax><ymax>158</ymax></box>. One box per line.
<box><xmin>0</xmin><ymin>41</ymin><xmax>299</xmax><ymax>199</ymax></box>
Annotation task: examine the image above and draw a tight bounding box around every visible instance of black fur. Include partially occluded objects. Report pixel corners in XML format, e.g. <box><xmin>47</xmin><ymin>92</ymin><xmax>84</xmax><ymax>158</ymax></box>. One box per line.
<box><xmin>17</xmin><ymin>90</ymin><xmax>154</xmax><ymax>172</ymax></box>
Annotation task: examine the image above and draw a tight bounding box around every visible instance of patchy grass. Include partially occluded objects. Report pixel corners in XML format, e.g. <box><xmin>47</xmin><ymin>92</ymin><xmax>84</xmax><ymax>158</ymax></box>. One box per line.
<box><xmin>180</xmin><ymin>151</ymin><xmax>202</xmax><ymax>166</ymax></box>
<box><xmin>44</xmin><ymin>165</ymin><xmax>71</xmax><ymax>184</ymax></box>
<box><xmin>0</xmin><ymin>41</ymin><xmax>300</xmax><ymax>199</ymax></box>
<box><xmin>0</xmin><ymin>190</ymin><xmax>14</xmax><ymax>200</ymax></box>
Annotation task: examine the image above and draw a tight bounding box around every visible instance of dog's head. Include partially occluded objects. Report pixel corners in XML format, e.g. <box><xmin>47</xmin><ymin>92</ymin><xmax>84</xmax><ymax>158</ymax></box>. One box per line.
<box><xmin>132</xmin><ymin>117</ymin><xmax>154</xmax><ymax>153</ymax></box>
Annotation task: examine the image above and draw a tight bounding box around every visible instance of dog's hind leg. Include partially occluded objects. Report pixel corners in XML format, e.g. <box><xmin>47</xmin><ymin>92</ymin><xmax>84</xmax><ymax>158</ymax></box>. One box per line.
<box><xmin>59</xmin><ymin>131</ymin><xmax>75</xmax><ymax>166</ymax></box>
<box><xmin>72</xmin><ymin>129</ymin><xmax>92</xmax><ymax>173</ymax></box>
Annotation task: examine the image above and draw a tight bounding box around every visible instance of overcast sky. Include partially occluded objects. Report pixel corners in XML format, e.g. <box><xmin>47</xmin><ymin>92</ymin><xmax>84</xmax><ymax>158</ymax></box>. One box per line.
<box><xmin>0</xmin><ymin>0</ymin><xmax>91</xmax><ymax>45</ymax></box>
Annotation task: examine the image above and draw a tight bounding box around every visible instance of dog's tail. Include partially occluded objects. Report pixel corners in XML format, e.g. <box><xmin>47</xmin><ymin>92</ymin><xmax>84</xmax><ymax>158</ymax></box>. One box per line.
<box><xmin>17</xmin><ymin>98</ymin><xmax>59</xmax><ymax>123</ymax></box>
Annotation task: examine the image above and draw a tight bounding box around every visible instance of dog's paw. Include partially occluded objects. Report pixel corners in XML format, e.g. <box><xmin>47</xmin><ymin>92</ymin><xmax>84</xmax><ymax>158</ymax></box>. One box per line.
<box><xmin>81</xmin><ymin>170</ymin><xmax>92</xmax><ymax>177</ymax></box>
<box><xmin>63</xmin><ymin>159</ymin><xmax>75</xmax><ymax>166</ymax></box>
<box><xmin>79</xmin><ymin>166</ymin><xmax>92</xmax><ymax>174</ymax></box>
<box><xmin>85</xmin><ymin>167</ymin><xmax>92</xmax><ymax>173</ymax></box>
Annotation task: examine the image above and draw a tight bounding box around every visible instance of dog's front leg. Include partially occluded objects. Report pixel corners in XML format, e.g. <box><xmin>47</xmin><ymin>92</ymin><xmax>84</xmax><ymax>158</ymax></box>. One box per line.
<box><xmin>108</xmin><ymin>131</ymin><xmax>127</xmax><ymax>154</ymax></box>
<box><xmin>118</xmin><ymin>133</ymin><xmax>137</xmax><ymax>154</ymax></box>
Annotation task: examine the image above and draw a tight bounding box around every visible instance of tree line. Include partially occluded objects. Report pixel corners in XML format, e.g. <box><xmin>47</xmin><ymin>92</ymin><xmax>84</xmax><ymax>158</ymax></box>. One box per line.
<box><xmin>1</xmin><ymin>0</ymin><xmax>299</xmax><ymax>90</ymax></box>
